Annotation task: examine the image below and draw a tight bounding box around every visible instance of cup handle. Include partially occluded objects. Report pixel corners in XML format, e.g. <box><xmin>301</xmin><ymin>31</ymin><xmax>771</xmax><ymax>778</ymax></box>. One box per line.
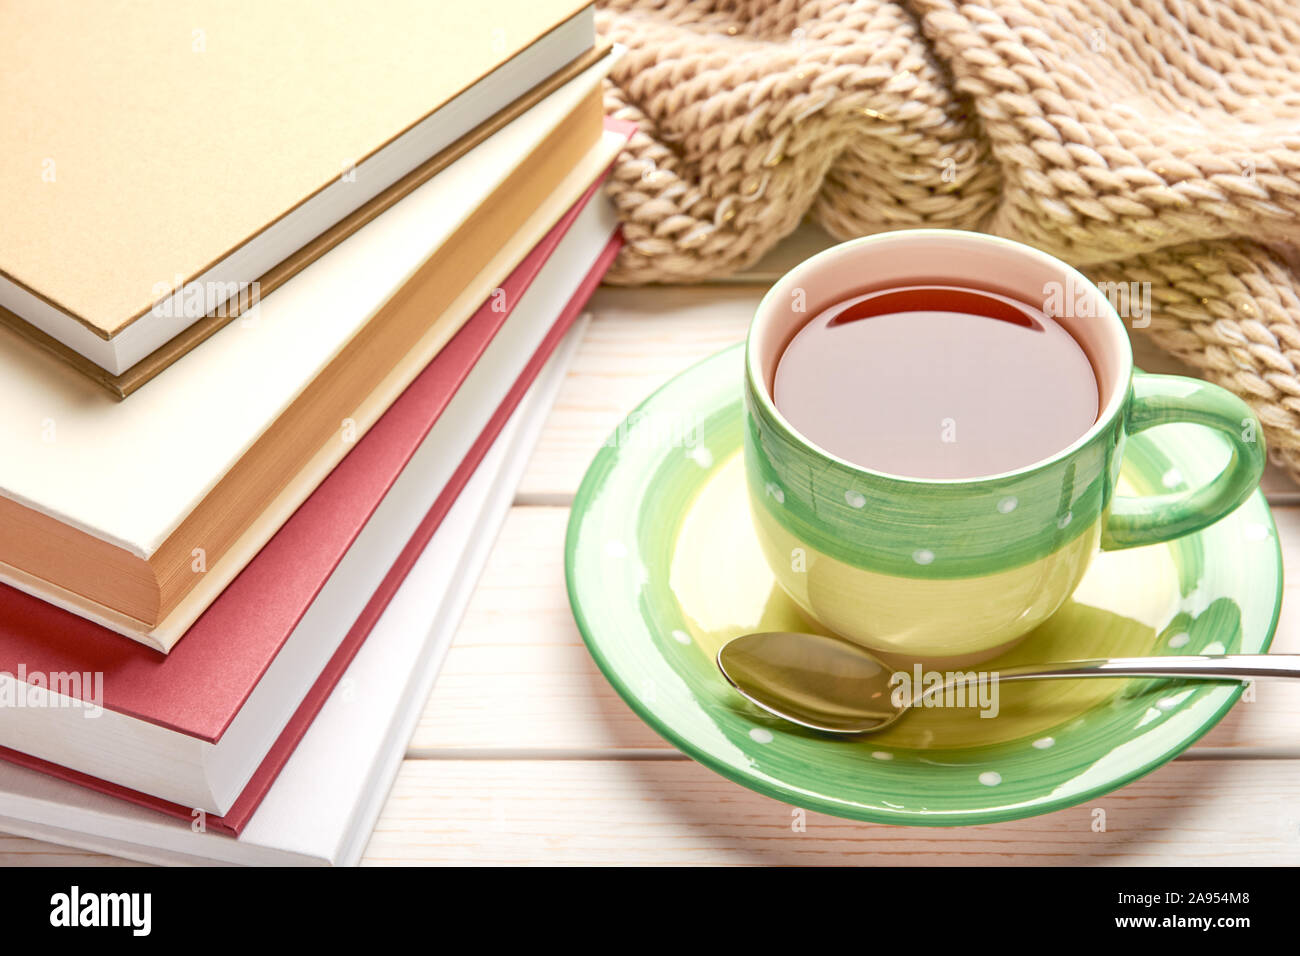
<box><xmin>1102</xmin><ymin>373</ymin><xmax>1266</xmax><ymax>551</ymax></box>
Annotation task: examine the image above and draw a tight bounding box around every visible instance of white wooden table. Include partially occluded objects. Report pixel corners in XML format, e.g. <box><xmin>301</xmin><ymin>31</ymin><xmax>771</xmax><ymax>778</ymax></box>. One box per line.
<box><xmin>5</xmin><ymin>228</ymin><xmax>1300</xmax><ymax>866</ymax></box>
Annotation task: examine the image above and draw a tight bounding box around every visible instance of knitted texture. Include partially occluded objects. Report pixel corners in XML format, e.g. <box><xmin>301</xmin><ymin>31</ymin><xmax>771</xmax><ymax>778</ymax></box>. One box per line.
<box><xmin>597</xmin><ymin>0</ymin><xmax>1300</xmax><ymax>481</ymax></box>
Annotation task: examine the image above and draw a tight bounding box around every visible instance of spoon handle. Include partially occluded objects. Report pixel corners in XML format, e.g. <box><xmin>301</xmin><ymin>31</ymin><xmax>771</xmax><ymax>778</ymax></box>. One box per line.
<box><xmin>992</xmin><ymin>654</ymin><xmax>1300</xmax><ymax>682</ymax></box>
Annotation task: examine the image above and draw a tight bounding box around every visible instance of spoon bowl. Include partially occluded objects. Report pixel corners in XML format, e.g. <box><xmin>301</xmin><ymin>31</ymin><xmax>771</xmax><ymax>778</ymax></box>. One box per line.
<box><xmin>717</xmin><ymin>631</ymin><xmax>908</xmax><ymax>733</ymax></box>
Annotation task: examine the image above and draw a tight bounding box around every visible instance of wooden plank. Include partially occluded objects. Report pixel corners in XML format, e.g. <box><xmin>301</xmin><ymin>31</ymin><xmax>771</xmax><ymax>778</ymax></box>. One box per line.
<box><xmin>412</xmin><ymin>505</ymin><xmax>1300</xmax><ymax>755</ymax></box>
<box><xmin>522</xmin><ymin>287</ymin><xmax>1300</xmax><ymax>502</ymax></box>
<box><xmin>15</xmin><ymin>749</ymin><xmax>1296</xmax><ymax>867</ymax></box>
<box><xmin>517</xmin><ymin>286</ymin><xmax>756</xmax><ymax>501</ymax></box>
<box><xmin>0</xmin><ymin>835</ymin><xmax>143</xmax><ymax>867</ymax></box>
<box><xmin>362</xmin><ymin>757</ymin><xmax>1300</xmax><ymax>865</ymax></box>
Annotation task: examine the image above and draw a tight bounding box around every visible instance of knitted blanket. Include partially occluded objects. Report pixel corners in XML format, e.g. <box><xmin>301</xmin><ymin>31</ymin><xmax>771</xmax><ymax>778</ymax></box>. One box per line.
<box><xmin>597</xmin><ymin>0</ymin><xmax>1300</xmax><ymax>482</ymax></box>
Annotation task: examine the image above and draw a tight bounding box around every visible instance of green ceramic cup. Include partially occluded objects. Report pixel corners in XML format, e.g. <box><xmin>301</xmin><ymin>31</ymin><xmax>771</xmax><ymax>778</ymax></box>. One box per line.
<box><xmin>744</xmin><ymin>229</ymin><xmax>1266</xmax><ymax>663</ymax></box>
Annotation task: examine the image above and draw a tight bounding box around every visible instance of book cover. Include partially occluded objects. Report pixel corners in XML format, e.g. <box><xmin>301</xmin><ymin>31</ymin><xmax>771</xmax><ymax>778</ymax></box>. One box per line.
<box><xmin>0</xmin><ymin>0</ymin><xmax>593</xmax><ymax>377</ymax></box>
<box><xmin>2</xmin><ymin>45</ymin><xmax>610</xmax><ymax>398</ymax></box>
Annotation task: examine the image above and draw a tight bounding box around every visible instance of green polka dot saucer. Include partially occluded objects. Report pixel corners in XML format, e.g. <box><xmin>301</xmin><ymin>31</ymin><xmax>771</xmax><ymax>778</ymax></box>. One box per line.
<box><xmin>565</xmin><ymin>344</ymin><xmax>1281</xmax><ymax>825</ymax></box>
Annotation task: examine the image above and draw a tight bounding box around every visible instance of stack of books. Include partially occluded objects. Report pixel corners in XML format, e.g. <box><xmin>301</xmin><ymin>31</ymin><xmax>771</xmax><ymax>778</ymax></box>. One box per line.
<box><xmin>0</xmin><ymin>1</ymin><xmax>626</xmax><ymax>865</ymax></box>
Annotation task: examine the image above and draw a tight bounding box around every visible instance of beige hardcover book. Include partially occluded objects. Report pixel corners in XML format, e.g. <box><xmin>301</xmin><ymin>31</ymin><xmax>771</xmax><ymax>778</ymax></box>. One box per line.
<box><xmin>0</xmin><ymin>51</ymin><xmax>619</xmax><ymax>652</ymax></box>
<box><xmin>0</xmin><ymin>0</ymin><xmax>593</xmax><ymax>385</ymax></box>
